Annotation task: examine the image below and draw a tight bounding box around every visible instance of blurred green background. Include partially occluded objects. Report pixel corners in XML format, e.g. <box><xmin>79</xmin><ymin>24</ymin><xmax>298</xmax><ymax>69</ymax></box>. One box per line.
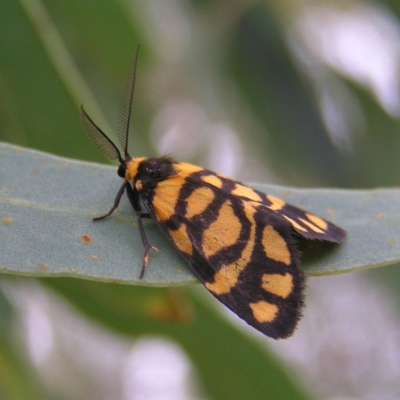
<box><xmin>1</xmin><ymin>0</ymin><xmax>400</xmax><ymax>399</ymax></box>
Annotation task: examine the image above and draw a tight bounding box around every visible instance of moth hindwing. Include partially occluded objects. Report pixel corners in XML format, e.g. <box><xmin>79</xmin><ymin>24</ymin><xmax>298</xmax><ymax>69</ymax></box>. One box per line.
<box><xmin>80</xmin><ymin>47</ymin><xmax>346</xmax><ymax>339</ymax></box>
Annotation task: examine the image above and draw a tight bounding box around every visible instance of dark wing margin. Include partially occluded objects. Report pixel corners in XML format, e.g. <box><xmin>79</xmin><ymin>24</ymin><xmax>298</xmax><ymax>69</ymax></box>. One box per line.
<box><xmin>80</xmin><ymin>105</ymin><xmax>122</xmax><ymax>162</ymax></box>
<box><xmin>117</xmin><ymin>45</ymin><xmax>140</xmax><ymax>156</ymax></box>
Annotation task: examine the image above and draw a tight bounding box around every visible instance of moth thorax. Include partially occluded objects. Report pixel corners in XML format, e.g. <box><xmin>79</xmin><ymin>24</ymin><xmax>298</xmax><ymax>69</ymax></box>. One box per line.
<box><xmin>135</xmin><ymin>180</ymin><xmax>143</xmax><ymax>191</ymax></box>
<box><xmin>125</xmin><ymin>157</ymin><xmax>147</xmax><ymax>181</ymax></box>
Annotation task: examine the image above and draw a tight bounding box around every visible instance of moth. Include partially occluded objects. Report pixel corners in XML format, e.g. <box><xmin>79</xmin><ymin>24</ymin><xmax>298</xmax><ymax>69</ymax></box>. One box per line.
<box><xmin>81</xmin><ymin>46</ymin><xmax>345</xmax><ymax>339</ymax></box>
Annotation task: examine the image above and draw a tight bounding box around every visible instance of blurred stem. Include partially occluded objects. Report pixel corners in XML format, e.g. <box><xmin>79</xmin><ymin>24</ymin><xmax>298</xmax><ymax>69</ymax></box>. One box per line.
<box><xmin>17</xmin><ymin>0</ymin><xmax>114</xmax><ymax>133</ymax></box>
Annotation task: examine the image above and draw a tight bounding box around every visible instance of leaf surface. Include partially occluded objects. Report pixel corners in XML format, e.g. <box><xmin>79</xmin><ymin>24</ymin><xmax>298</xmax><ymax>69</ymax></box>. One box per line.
<box><xmin>1</xmin><ymin>142</ymin><xmax>399</xmax><ymax>283</ymax></box>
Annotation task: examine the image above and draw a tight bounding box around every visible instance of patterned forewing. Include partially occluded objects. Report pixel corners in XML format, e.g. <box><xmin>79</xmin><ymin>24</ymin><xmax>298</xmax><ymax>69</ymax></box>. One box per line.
<box><xmin>207</xmin><ymin>179</ymin><xmax>345</xmax><ymax>243</ymax></box>
<box><xmin>140</xmin><ymin>165</ymin><xmax>305</xmax><ymax>338</ymax></box>
<box><xmin>217</xmin><ymin>205</ymin><xmax>305</xmax><ymax>338</ymax></box>
<box><xmin>262</xmin><ymin>194</ymin><xmax>345</xmax><ymax>242</ymax></box>
<box><xmin>195</xmin><ymin>195</ymin><xmax>305</xmax><ymax>338</ymax></box>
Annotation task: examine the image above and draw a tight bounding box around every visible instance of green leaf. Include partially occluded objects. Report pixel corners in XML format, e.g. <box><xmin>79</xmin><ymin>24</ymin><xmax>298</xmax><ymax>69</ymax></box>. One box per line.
<box><xmin>1</xmin><ymin>141</ymin><xmax>399</xmax><ymax>283</ymax></box>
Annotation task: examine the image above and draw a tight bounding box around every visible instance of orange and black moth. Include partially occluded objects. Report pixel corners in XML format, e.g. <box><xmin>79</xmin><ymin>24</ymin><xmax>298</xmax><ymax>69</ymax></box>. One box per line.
<box><xmin>81</xmin><ymin>46</ymin><xmax>346</xmax><ymax>339</ymax></box>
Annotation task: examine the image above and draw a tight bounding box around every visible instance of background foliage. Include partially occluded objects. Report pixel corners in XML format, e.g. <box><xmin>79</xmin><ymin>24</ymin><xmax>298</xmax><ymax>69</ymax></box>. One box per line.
<box><xmin>1</xmin><ymin>0</ymin><xmax>400</xmax><ymax>399</ymax></box>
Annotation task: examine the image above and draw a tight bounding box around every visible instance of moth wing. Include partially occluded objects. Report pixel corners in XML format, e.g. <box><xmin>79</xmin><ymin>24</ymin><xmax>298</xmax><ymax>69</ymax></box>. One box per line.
<box><xmin>242</xmin><ymin>188</ymin><xmax>345</xmax><ymax>243</ymax></box>
<box><xmin>141</xmin><ymin>174</ymin><xmax>305</xmax><ymax>338</ymax></box>
<box><xmin>193</xmin><ymin>198</ymin><xmax>305</xmax><ymax>338</ymax></box>
<box><xmin>274</xmin><ymin>202</ymin><xmax>345</xmax><ymax>242</ymax></box>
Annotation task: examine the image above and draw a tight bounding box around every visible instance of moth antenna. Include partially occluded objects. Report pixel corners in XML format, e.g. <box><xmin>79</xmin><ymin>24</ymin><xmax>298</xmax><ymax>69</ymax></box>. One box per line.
<box><xmin>117</xmin><ymin>44</ymin><xmax>140</xmax><ymax>157</ymax></box>
<box><xmin>80</xmin><ymin>105</ymin><xmax>123</xmax><ymax>163</ymax></box>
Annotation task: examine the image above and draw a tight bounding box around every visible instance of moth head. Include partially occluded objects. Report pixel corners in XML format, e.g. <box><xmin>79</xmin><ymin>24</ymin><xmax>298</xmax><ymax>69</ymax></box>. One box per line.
<box><xmin>117</xmin><ymin>160</ymin><xmax>127</xmax><ymax>178</ymax></box>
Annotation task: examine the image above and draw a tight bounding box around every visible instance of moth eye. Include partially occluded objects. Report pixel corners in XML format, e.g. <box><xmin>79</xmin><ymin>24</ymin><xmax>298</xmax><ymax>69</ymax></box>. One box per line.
<box><xmin>117</xmin><ymin>164</ymin><xmax>126</xmax><ymax>178</ymax></box>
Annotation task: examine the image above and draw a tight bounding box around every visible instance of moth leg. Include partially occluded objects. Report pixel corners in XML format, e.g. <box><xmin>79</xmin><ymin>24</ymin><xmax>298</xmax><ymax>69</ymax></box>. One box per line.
<box><xmin>125</xmin><ymin>183</ymin><xmax>156</xmax><ymax>279</ymax></box>
<box><xmin>94</xmin><ymin>181</ymin><xmax>127</xmax><ymax>221</ymax></box>
<box><xmin>125</xmin><ymin>180</ymin><xmax>141</xmax><ymax>211</ymax></box>
<box><xmin>136</xmin><ymin>212</ymin><xmax>155</xmax><ymax>279</ymax></box>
